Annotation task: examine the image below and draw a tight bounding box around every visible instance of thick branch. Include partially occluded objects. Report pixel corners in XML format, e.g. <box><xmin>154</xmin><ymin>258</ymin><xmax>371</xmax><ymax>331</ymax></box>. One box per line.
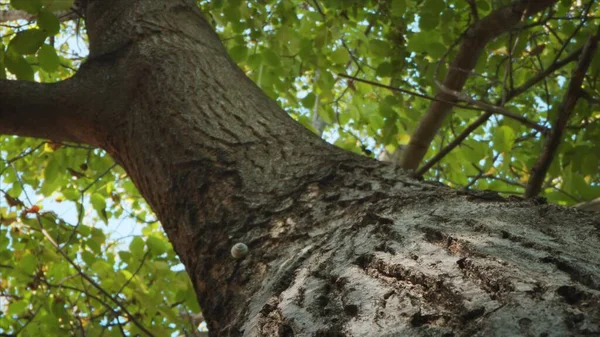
<box><xmin>399</xmin><ymin>0</ymin><xmax>558</xmax><ymax>170</ymax></box>
<box><xmin>0</xmin><ymin>68</ymin><xmax>107</xmax><ymax>147</ymax></box>
<box><xmin>575</xmin><ymin>197</ymin><xmax>600</xmax><ymax>212</ymax></box>
<box><xmin>525</xmin><ymin>27</ymin><xmax>600</xmax><ymax>198</ymax></box>
<box><xmin>0</xmin><ymin>9</ymin><xmax>35</xmax><ymax>22</ymax></box>
<box><xmin>1</xmin><ymin>80</ymin><xmax>77</xmax><ymax>141</ymax></box>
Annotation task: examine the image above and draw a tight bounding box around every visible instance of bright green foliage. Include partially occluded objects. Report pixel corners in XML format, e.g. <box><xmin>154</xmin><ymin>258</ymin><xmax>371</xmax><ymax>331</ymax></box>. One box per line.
<box><xmin>201</xmin><ymin>0</ymin><xmax>600</xmax><ymax>204</ymax></box>
<box><xmin>1</xmin><ymin>141</ymin><xmax>200</xmax><ymax>335</ymax></box>
<box><xmin>1</xmin><ymin>0</ymin><xmax>600</xmax><ymax>335</ymax></box>
<box><xmin>38</xmin><ymin>10</ymin><xmax>61</xmax><ymax>36</ymax></box>
<box><xmin>37</xmin><ymin>44</ymin><xmax>60</xmax><ymax>72</ymax></box>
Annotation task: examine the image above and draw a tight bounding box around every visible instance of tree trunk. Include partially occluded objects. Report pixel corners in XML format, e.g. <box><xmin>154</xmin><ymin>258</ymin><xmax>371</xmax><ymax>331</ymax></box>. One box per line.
<box><xmin>2</xmin><ymin>0</ymin><xmax>600</xmax><ymax>336</ymax></box>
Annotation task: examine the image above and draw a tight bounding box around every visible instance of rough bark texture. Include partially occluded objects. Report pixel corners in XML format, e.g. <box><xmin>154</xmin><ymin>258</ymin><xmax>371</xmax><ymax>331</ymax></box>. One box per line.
<box><xmin>1</xmin><ymin>0</ymin><xmax>600</xmax><ymax>336</ymax></box>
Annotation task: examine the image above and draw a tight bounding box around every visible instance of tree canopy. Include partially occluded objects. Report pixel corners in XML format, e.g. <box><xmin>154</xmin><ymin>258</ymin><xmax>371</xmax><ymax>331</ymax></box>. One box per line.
<box><xmin>1</xmin><ymin>0</ymin><xmax>599</xmax><ymax>335</ymax></box>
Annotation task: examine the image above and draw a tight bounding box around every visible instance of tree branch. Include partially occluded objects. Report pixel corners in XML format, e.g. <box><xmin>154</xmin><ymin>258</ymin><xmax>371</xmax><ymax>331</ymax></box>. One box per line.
<box><xmin>0</xmin><ymin>9</ymin><xmax>78</xmax><ymax>23</ymax></box>
<box><xmin>579</xmin><ymin>89</ymin><xmax>600</xmax><ymax>105</ymax></box>
<box><xmin>0</xmin><ymin>78</ymin><xmax>100</xmax><ymax>146</ymax></box>
<box><xmin>338</xmin><ymin>73</ymin><xmax>546</xmax><ymax>130</ymax></box>
<box><xmin>37</xmin><ymin>225</ymin><xmax>155</xmax><ymax>336</ymax></box>
<box><xmin>399</xmin><ymin>0</ymin><xmax>558</xmax><ymax>170</ymax></box>
<box><xmin>525</xmin><ymin>26</ymin><xmax>600</xmax><ymax>198</ymax></box>
<box><xmin>0</xmin><ymin>49</ymin><xmax>117</xmax><ymax>147</ymax></box>
<box><xmin>433</xmin><ymin>81</ymin><xmax>548</xmax><ymax>132</ymax></box>
<box><xmin>415</xmin><ymin>39</ymin><xmax>583</xmax><ymax>177</ymax></box>
<box><xmin>465</xmin><ymin>0</ymin><xmax>479</xmax><ymax>22</ymax></box>
<box><xmin>575</xmin><ymin>197</ymin><xmax>600</xmax><ymax>212</ymax></box>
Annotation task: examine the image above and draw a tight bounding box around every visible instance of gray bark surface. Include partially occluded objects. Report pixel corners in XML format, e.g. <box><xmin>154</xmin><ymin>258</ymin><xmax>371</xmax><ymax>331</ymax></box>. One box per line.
<box><xmin>1</xmin><ymin>0</ymin><xmax>600</xmax><ymax>336</ymax></box>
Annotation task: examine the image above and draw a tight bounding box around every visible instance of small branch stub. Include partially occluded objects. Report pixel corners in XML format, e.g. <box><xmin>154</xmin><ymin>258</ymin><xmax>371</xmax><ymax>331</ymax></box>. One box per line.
<box><xmin>231</xmin><ymin>242</ymin><xmax>249</xmax><ymax>259</ymax></box>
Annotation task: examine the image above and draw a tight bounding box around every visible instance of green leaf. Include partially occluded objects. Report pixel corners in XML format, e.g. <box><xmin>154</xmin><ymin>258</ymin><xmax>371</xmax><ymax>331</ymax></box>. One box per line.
<box><xmin>38</xmin><ymin>44</ymin><xmax>60</xmax><ymax>72</ymax></box>
<box><xmin>301</xmin><ymin>93</ymin><xmax>316</xmax><ymax>109</ymax></box>
<box><xmin>147</xmin><ymin>235</ymin><xmax>168</xmax><ymax>255</ymax></box>
<box><xmin>382</xmin><ymin>118</ymin><xmax>398</xmax><ymax>145</ymax></box>
<box><xmin>461</xmin><ymin>140</ymin><xmax>486</xmax><ymax>163</ymax></box>
<box><xmin>376</xmin><ymin>62</ymin><xmax>393</xmax><ymax>77</ymax></box>
<box><xmin>41</xmin><ymin>0</ymin><xmax>74</xmax><ymax>11</ymax></box>
<box><xmin>379</xmin><ymin>96</ymin><xmax>398</xmax><ymax>119</ymax></box>
<box><xmin>81</xmin><ymin>251</ymin><xmax>95</xmax><ymax>267</ymax></box>
<box><xmin>369</xmin><ymin>40</ymin><xmax>391</xmax><ymax>57</ymax></box>
<box><xmin>62</xmin><ymin>188</ymin><xmax>79</xmax><ymax>201</ymax></box>
<box><xmin>44</xmin><ymin>157</ymin><xmax>60</xmax><ymax>183</ymax></box>
<box><xmin>119</xmin><ymin>251</ymin><xmax>132</xmax><ymax>264</ymax></box>
<box><xmin>90</xmin><ymin>193</ymin><xmax>107</xmax><ymax>213</ymax></box>
<box><xmin>78</xmin><ymin>225</ymin><xmax>91</xmax><ymax>237</ymax></box>
<box><xmin>87</xmin><ymin>238</ymin><xmax>102</xmax><ymax>254</ymax></box>
<box><xmin>330</xmin><ymin>48</ymin><xmax>350</xmax><ymax>65</ymax></box>
<box><xmin>513</xmin><ymin>31</ymin><xmax>529</xmax><ymax>56</ymax></box>
<box><xmin>129</xmin><ymin>237</ymin><xmax>145</xmax><ymax>258</ymax></box>
<box><xmin>247</xmin><ymin>53</ymin><xmax>262</xmax><ymax>69</ymax></box>
<box><xmin>91</xmin><ymin>260</ymin><xmax>111</xmax><ymax>276</ymax></box>
<box><xmin>5</xmin><ymin>51</ymin><xmax>34</xmax><ymax>81</ymax></box>
<box><xmin>476</xmin><ymin>0</ymin><xmax>490</xmax><ymax>12</ymax></box>
<box><xmin>317</xmin><ymin>71</ymin><xmax>335</xmax><ymax>92</ymax></box>
<box><xmin>38</xmin><ymin>10</ymin><xmax>60</xmax><ymax>36</ymax></box>
<box><xmin>7</xmin><ymin>300</ymin><xmax>29</xmax><ymax>316</ymax></box>
<box><xmin>229</xmin><ymin>44</ymin><xmax>248</xmax><ymax>63</ymax></box>
<box><xmin>16</xmin><ymin>254</ymin><xmax>37</xmax><ymax>275</ymax></box>
<box><xmin>262</xmin><ymin>49</ymin><xmax>281</xmax><ymax>68</ymax></box>
<box><xmin>11</xmin><ymin>0</ymin><xmax>42</xmax><ymax>13</ymax></box>
<box><xmin>8</xmin><ymin>29</ymin><xmax>47</xmax><ymax>55</ymax></box>
<box><xmin>8</xmin><ymin>183</ymin><xmax>23</xmax><ymax>199</ymax></box>
<box><xmin>50</xmin><ymin>299</ymin><xmax>69</xmax><ymax>320</ymax></box>
<box><xmin>407</xmin><ymin>32</ymin><xmax>432</xmax><ymax>53</ymax></box>
<box><xmin>40</xmin><ymin>177</ymin><xmax>60</xmax><ymax>195</ymax></box>
<box><xmin>419</xmin><ymin>13</ymin><xmax>439</xmax><ymax>31</ymax></box>
<box><xmin>492</xmin><ymin>126</ymin><xmax>516</xmax><ymax>153</ymax></box>
<box><xmin>91</xmin><ymin>227</ymin><xmax>106</xmax><ymax>244</ymax></box>
<box><xmin>423</xmin><ymin>0</ymin><xmax>445</xmax><ymax>13</ymax></box>
<box><xmin>427</xmin><ymin>42</ymin><xmax>447</xmax><ymax>58</ymax></box>
<box><xmin>391</xmin><ymin>0</ymin><xmax>407</xmax><ymax>16</ymax></box>
<box><xmin>317</xmin><ymin>104</ymin><xmax>335</xmax><ymax>124</ymax></box>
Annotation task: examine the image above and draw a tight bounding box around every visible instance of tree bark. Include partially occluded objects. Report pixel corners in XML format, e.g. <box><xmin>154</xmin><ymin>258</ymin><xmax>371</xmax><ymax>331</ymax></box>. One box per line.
<box><xmin>1</xmin><ymin>0</ymin><xmax>600</xmax><ymax>336</ymax></box>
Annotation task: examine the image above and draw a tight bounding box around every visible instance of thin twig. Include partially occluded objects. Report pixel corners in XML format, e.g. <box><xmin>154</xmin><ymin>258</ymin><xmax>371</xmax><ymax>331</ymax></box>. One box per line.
<box><xmin>416</xmin><ymin>46</ymin><xmax>583</xmax><ymax>177</ymax></box>
<box><xmin>36</xmin><ymin>219</ymin><xmax>155</xmax><ymax>336</ymax></box>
